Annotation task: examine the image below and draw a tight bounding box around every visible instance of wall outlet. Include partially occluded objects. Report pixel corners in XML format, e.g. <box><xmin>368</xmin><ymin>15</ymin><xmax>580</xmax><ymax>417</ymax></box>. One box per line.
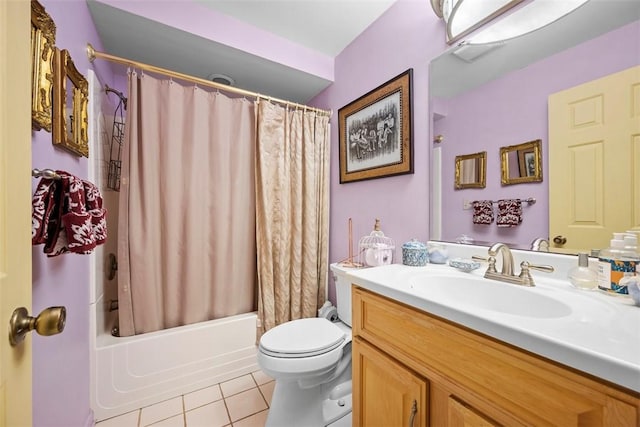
<box><xmin>463</xmin><ymin>200</ymin><xmax>473</xmax><ymax>210</ymax></box>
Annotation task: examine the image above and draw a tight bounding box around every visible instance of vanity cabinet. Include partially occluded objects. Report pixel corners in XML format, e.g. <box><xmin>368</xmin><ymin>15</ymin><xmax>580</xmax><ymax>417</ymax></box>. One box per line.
<box><xmin>353</xmin><ymin>337</ymin><xmax>427</xmax><ymax>426</ymax></box>
<box><xmin>352</xmin><ymin>287</ymin><xmax>640</xmax><ymax>427</ymax></box>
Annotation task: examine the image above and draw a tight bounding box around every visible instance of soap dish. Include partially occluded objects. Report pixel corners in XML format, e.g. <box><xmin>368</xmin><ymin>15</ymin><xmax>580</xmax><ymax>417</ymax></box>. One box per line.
<box><xmin>448</xmin><ymin>258</ymin><xmax>481</xmax><ymax>273</ymax></box>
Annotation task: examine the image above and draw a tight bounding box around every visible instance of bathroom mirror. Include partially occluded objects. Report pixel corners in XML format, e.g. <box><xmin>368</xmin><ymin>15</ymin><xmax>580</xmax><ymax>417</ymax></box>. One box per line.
<box><xmin>455</xmin><ymin>151</ymin><xmax>486</xmax><ymax>189</ymax></box>
<box><xmin>500</xmin><ymin>139</ymin><xmax>541</xmax><ymax>185</ymax></box>
<box><xmin>53</xmin><ymin>48</ymin><xmax>89</xmax><ymax>157</ymax></box>
<box><xmin>429</xmin><ymin>1</ymin><xmax>640</xmax><ymax>253</ymax></box>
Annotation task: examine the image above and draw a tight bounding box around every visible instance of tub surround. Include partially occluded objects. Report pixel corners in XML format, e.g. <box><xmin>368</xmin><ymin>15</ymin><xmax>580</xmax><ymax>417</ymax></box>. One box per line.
<box><xmin>345</xmin><ymin>242</ymin><xmax>640</xmax><ymax>393</ymax></box>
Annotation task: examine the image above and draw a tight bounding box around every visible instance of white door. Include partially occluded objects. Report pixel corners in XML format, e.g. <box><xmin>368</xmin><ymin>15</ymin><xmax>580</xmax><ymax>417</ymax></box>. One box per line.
<box><xmin>0</xmin><ymin>0</ymin><xmax>33</xmax><ymax>425</ymax></box>
<box><xmin>549</xmin><ymin>65</ymin><xmax>640</xmax><ymax>253</ymax></box>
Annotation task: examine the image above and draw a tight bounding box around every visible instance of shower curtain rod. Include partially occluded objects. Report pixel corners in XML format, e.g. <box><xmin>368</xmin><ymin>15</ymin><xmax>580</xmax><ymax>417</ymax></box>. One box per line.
<box><xmin>86</xmin><ymin>43</ymin><xmax>332</xmax><ymax>116</ymax></box>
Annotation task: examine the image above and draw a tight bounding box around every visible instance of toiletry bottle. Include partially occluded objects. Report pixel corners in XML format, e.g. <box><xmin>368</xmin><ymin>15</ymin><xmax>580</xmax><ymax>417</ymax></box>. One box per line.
<box><xmin>568</xmin><ymin>253</ymin><xmax>598</xmax><ymax>290</ymax></box>
<box><xmin>623</xmin><ymin>233</ymin><xmax>640</xmax><ymax>256</ymax></box>
<box><xmin>598</xmin><ymin>232</ymin><xmax>639</xmax><ymax>295</ymax></box>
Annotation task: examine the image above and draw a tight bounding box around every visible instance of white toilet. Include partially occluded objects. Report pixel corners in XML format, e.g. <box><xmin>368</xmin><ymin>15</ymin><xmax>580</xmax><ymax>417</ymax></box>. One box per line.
<box><xmin>258</xmin><ymin>263</ymin><xmax>354</xmax><ymax>427</ymax></box>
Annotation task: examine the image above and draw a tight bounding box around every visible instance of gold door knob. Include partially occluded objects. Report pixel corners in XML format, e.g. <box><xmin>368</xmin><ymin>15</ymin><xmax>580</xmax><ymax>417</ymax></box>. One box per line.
<box><xmin>9</xmin><ymin>306</ymin><xmax>66</xmax><ymax>346</ymax></box>
<box><xmin>553</xmin><ymin>235</ymin><xmax>567</xmax><ymax>245</ymax></box>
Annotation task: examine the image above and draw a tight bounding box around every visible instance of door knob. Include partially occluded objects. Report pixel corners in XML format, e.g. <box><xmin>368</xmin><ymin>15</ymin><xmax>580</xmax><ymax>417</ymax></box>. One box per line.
<box><xmin>9</xmin><ymin>306</ymin><xmax>66</xmax><ymax>346</ymax></box>
<box><xmin>553</xmin><ymin>235</ymin><xmax>567</xmax><ymax>245</ymax></box>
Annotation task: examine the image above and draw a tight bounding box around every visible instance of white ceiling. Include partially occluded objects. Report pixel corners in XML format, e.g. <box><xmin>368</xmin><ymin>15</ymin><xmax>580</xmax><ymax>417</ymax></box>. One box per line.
<box><xmin>87</xmin><ymin>0</ymin><xmax>397</xmax><ymax>103</ymax></box>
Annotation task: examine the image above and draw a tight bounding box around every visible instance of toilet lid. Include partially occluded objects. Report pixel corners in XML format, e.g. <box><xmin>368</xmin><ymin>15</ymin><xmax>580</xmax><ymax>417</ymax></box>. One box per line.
<box><xmin>260</xmin><ymin>318</ymin><xmax>346</xmax><ymax>358</ymax></box>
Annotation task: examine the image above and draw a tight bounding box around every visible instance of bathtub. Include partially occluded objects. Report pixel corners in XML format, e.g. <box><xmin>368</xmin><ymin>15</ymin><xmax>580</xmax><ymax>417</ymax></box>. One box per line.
<box><xmin>90</xmin><ymin>304</ymin><xmax>259</xmax><ymax>422</ymax></box>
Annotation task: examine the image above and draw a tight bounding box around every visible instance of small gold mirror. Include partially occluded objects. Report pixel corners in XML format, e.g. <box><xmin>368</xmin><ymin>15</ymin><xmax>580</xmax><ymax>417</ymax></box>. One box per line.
<box><xmin>500</xmin><ymin>139</ymin><xmax>542</xmax><ymax>185</ymax></box>
<box><xmin>31</xmin><ymin>0</ymin><xmax>56</xmax><ymax>132</ymax></box>
<box><xmin>53</xmin><ymin>48</ymin><xmax>89</xmax><ymax>157</ymax></box>
<box><xmin>455</xmin><ymin>151</ymin><xmax>486</xmax><ymax>189</ymax></box>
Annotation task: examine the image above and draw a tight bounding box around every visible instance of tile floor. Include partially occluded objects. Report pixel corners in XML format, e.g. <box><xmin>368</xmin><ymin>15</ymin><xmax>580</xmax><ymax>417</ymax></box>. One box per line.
<box><xmin>95</xmin><ymin>370</ymin><xmax>274</xmax><ymax>427</ymax></box>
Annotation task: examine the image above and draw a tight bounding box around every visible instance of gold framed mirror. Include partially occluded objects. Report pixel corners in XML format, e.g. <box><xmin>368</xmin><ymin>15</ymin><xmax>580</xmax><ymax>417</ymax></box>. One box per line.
<box><xmin>31</xmin><ymin>0</ymin><xmax>56</xmax><ymax>132</ymax></box>
<box><xmin>500</xmin><ymin>139</ymin><xmax>542</xmax><ymax>185</ymax></box>
<box><xmin>53</xmin><ymin>48</ymin><xmax>89</xmax><ymax>157</ymax></box>
<box><xmin>455</xmin><ymin>151</ymin><xmax>486</xmax><ymax>189</ymax></box>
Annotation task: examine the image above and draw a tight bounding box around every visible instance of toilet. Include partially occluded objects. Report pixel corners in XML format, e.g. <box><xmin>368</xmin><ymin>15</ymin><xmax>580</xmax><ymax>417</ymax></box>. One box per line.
<box><xmin>258</xmin><ymin>263</ymin><xmax>353</xmax><ymax>427</ymax></box>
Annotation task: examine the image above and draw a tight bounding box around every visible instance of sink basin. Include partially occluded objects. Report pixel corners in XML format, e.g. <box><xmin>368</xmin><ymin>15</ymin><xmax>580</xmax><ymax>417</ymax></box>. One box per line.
<box><xmin>406</xmin><ymin>274</ymin><xmax>573</xmax><ymax>318</ymax></box>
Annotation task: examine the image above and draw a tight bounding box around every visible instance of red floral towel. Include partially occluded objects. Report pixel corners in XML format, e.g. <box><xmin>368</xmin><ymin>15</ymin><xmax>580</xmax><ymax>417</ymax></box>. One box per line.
<box><xmin>472</xmin><ymin>200</ymin><xmax>494</xmax><ymax>225</ymax></box>
<box><xmin>31</xmin><ymin>170</ymin><xmax>107</xmax><ymax>256</ymax></box>
<box><xmin>496</xmin><ymin>199</ymin><xmax>522</xmax><ymax>227</ymax></box>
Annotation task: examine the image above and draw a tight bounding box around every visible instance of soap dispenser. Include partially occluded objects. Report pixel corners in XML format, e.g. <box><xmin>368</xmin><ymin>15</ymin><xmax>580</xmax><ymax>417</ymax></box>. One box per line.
<box><xmin>568</xmin><ymin>253</ymin><xmax>598</xmax><ymax>290</ymax></box>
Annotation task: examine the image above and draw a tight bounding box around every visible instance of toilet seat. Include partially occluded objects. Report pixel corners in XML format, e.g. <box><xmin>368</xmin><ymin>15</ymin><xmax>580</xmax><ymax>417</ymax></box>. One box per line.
<box><xmin>259</xmin><ymin>318</ymin><xmax>346</xmax><ymax>358</ymax></box>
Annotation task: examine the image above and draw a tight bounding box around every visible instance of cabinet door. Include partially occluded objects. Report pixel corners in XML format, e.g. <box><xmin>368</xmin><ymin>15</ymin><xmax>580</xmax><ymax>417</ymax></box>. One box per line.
<box><xmin>353</xmin><ymin>337</ymin><xmax>427</xmax><ymax>427</ymax></box>
<box><xmin>448</xmin><ymin>396</ymin><xmax>501</xmax><ymax>427</ymax></box>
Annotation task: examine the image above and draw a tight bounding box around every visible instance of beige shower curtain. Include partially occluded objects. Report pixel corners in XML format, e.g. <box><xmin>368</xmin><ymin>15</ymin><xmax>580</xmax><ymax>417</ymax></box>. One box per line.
<box><xmin>117</xmin><ymin>73</ymin><xmax>256</xmax><ymax>336</ymax></box>
<box><xmin>255</xmin><ymin>101</ymin><xmax>331</xmax><ymax>334</ymax></box>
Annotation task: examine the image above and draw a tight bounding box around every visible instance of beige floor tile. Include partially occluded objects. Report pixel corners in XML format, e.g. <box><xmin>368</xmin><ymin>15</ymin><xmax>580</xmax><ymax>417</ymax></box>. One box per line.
<box><xmin>232</xmin><ymin>409</ymin><xmax>268</xmax><ymax>427</ymax></box>
<box><xmin>225</xmin><ymin>388</ymin><xmax>268</xmax><ymax>422</ymax></box>
<box><xmin>140</xmin><ymin>396</ymin><xmax>184</xmax><ymax>426</ymax></box>
<box><xmin>184</xmin><ymin>384</ymin><xmax>223</xmax><ymax>411</ymax></box>
<box><xmin>220</xmin><ymin>374</ymin><xmax>257</xmax><ymax>397</ymax></box>
<box><xmin>258</xmin><ymin>381</ymin><xmax>275</xmax><ymax>406</ymax></box>
<box><xmin>148</xmin><ymin>413</ymin><xmax>185</xmax><ymax>427</ymax></box>
<box><xmin>96</xmin><ymin>410</ymin><xmax>140</xmax><ymax>427</ymax></box>
<box><xmin>251</xmin><ymin>370</ymin><xmax>273</xmax><ymax>386</ymax></box>
<box><xmin>185</xmin><ymin>400</ymin><xmax>230</xmax><ymax>427</ymax></box>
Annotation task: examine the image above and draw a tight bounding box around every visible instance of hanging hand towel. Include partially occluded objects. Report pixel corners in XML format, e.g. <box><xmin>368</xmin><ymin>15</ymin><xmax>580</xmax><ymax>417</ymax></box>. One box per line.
<box><xmin>496</xmin><ymin>199</ymin><xmax>523</xmax><ymax>227</ymax></box>
<box><xmin>31</xmin><ymin>170</ymin><xmax>107</xmax><ymax>256</ymax></box>
<box><xmin>32</xmin><ymin>176</ymin><xmax>60</xmax><ymax>245</ymax></box>
<box><xmin>472</xmin><ymin>200</ymin><xmax>494</xmax><ymax>225</ymax></box>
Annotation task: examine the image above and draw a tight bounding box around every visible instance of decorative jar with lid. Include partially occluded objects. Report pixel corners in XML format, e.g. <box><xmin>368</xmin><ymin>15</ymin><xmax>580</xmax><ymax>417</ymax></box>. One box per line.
<box><xmin>402</xmin><ymin>239</ymin><xmax>428</xmax><ymax>266</ymax></box>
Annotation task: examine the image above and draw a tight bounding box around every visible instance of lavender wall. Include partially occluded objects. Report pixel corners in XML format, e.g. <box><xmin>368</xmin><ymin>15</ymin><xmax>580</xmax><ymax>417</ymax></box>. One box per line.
<box><xmin>311</xmin><ymin>0</ymin><xmax>447</xmax><ymax>302</ymax></box>
<box><xmin>436</xmin><ymin>20</ymin><xmax>640</xmax><ymax>247</ymax></box>
<box><xmin>32</xmin><ymin>1</ymin><xmax>115</xmax><ymax>426</ymax></box>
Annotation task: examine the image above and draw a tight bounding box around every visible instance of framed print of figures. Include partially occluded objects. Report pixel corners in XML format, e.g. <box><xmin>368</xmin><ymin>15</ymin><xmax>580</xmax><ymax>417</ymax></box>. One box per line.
<box><xmin>338</xmin><ymin>69</ymin><xmax>413</xmax><ymax>183</ymax></box>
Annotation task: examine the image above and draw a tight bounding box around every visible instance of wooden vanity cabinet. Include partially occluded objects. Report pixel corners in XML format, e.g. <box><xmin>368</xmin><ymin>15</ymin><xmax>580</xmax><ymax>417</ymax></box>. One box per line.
<box><xmin>352</xmin><ymin>287</ymin><xmax>640</xmax><ymax>427</ymax></box>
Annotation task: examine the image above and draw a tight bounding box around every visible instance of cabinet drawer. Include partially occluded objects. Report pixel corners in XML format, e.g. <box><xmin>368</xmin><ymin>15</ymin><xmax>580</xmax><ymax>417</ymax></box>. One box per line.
<box><xmin>352</xmin><ymin>286</ymin><xmax>640</xmax><ymax>427</ymax></box>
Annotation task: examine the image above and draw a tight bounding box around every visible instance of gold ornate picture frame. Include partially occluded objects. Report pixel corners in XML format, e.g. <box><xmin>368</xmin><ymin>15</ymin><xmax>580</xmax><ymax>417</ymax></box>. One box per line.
<box><xmin>53</xmin><ymin>48</ymin><xmax>89</xmax><ymax>157</ymax></box>
<box><xmin>31</xmin><ymin>0</ymin><xmax>56</xmax><ymax>132</ymax></box>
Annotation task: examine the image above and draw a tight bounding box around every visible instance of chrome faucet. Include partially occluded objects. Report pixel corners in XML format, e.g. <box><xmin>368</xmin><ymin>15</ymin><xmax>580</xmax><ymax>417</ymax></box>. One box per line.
<box><xmin>488</xmin><ymin>242</ymin><xmax>515</xmax><ymax>276</ymax></box>
<box><xmin>530</xmin><ymin>237</ymin><xmax>550</xmax><ymax>252</ymax></box>
<box><xmin>476</xmin><ymin>242</ymin><xmax>554</xmax><ymax>286</ymax></box>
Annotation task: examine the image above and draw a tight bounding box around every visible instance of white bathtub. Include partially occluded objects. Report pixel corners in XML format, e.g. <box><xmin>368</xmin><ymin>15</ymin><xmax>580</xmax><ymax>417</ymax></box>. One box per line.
<box><xmin>90</xmin><ymin>304</ymin><xmax>259</xmax><ymax>422</ymax></box>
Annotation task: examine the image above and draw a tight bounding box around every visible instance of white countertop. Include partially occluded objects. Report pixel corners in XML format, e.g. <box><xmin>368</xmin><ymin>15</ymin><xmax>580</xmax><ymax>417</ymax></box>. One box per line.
<box><xmin>344</xmin><ymin>262</ymin><xmax>640</xmax><ymax>393</ymax></box>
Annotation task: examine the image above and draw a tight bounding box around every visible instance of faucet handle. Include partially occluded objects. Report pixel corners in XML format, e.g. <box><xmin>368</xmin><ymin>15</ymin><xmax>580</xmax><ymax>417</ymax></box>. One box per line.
<box><xmin>518</xmin><ymin>261</ymin><xmax>554</xmax><ymax>287</ymax></box>
<box><xmin>472</xmin><ymin>255</ymin><xmax>498</xmax><ymax>273</ymax></box>
<box><xmin>525</xmin><ymin>262</ymin><xmax>554</xmax><ymax>273</ymax></box>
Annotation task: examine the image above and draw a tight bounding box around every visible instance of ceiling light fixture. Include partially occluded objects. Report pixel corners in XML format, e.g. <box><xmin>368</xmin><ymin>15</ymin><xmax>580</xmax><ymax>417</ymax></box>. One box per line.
<box><xmin>433</xmin><ymin>0</ymin><xmax>590</xmax><ymax>45</ymax></box>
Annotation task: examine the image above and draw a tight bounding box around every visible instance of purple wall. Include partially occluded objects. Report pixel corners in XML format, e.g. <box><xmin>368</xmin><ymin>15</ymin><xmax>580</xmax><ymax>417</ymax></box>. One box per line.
<box><xmin>32</xmin><ymin>1</ymin><xmax>115</xmax><ymax>426</ymax></box>
<box><xmin>436</xmin><ymin>20</ymin><xmax>640</xmax><ymax>247</ymax></box>
<box><xmin>311</xmin><ymin>0</ymin><xmax>447</xmax><ymax>302</ymax></box>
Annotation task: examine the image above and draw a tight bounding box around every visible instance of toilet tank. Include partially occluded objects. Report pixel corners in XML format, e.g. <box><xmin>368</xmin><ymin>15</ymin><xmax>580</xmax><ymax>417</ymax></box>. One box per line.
<box><xmin>329</xmin><ymin>263</ymin><xmax>354</xmax><ymax>327</ymax></box>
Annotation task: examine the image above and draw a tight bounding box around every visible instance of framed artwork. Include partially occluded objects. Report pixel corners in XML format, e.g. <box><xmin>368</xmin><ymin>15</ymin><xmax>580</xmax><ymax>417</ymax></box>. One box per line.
<box><xmin>31</xmin><ymin>0</ymin><xmax>56</xmax><ymax>132</ymax></box>
<box><xmin>519</xmin><ymin>150</ymin><xmax>536</xmax><ymax>177</ymax></box>
<box><xmin>53</xmin><ymin>48</ymin><xmax>89</xmax><ymax>157</ymax></box>
<box><xmin>338</xmin><ymin>69</ymin><xmax>413</xmax><ymax>183</ymax></box>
